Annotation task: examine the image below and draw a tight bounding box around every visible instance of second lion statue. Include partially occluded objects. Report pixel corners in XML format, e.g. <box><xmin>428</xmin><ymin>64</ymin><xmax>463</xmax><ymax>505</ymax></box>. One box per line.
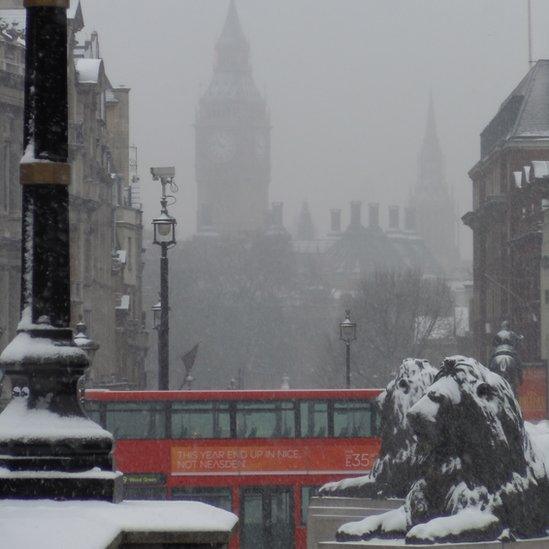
<box><xmin>337</xmin><ymin>356</ymin><xmax>549</xmax><ymax>544</ymax></box>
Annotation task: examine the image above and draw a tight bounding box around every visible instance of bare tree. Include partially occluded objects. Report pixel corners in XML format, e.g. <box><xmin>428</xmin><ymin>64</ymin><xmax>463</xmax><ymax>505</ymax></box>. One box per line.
<box><xmin>321</xmin><ymin>270</ymin><xmax>454</xmax><ymax>387</ymax></box>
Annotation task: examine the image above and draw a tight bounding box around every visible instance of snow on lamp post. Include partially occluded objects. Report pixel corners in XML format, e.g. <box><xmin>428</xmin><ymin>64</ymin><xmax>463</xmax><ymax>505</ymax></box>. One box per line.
<box><xmin>339</xmin><ymin>309</ymin><xmax>357</xmax><ymax>389</ymax></box>
<box><xmin>73</xmin><ymin>320</ymin><xmax>99</xmax><ymax>365</ymax></box>
<box><xmin>151</xmin><ymin>167</ymin><xmax>177</xmax><ymax>390</ymax></box>
<box><xmin>0</xmin><ymin>0</ymin><xmax>120</xmax><ymax>501</ymax></box>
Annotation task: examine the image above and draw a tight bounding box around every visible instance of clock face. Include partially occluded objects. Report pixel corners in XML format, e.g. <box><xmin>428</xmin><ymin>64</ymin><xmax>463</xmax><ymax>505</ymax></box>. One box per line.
<box><xmin>255</xmin><ymin>134</ymin><xmax>267</xmax><ymax>159</ymax></box>
<box><xmin>208</xmin><ymin>130</ymin><xmax>235</xmax><ymax>163</ymax></box>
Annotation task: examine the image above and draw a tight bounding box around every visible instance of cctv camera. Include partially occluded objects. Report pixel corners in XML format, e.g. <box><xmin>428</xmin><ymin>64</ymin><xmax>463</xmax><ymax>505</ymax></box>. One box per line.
<box><xmin>150</xmin><ymin>167</ymin><xmax>175</xmax><ymax>180</ymax></box>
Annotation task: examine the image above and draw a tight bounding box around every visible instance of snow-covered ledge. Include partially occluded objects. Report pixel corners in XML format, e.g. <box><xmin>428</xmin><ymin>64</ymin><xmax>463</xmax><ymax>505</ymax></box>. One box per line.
<box><xmin>1</xmin><ymin>500</ymin><xmax>238</xmax><ymax>549</ymax></box>
<box><xmin>317</xmin><ymin>539</ymin><xmax>549</xmax><ymax>549</ymax></box>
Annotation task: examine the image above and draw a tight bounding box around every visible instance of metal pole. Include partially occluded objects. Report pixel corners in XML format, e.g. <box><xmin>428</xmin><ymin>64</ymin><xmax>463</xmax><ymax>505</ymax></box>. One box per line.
<box><xmin>345</xmin><ymin>342</ymin><xmax>351</xmax><ymax>389</ymax></box>
<box><xmin>158</xmin><ymin>242</ymin><xmax>170</xmax><ymax>390</ymax></box>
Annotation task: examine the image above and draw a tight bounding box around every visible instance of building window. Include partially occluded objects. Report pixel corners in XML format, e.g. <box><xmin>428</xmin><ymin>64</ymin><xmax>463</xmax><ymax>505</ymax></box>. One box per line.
<box><xmin>127</xmin><ymin>237</ymin><xmax>133</xmax><ymax>271</ymax></box>
<box><xmin>200</xmin><ymin>203</ymin><xmax>213</xmax><ymax>228</ymax></box>
<box><xmin>1</xmin><ymin>142</ymin><xmax>10</xmax><ymax>213</ymax></box>
<box><xmin>544</xmin><ymin>290</ymin><xmax>549</xmax><ymax>305</ymax></box>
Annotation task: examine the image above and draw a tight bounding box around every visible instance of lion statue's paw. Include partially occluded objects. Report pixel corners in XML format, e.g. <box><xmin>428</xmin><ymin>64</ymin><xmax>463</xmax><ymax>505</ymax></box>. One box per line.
<box><xmin>405</xmin><ymin>510</ymin><xmax>501</xmax><ymax>545</ymax></box>
<box><xmin>336</xmin><ymin>507</ymin><xmax>407</xmax><ymax>542</ymax></box>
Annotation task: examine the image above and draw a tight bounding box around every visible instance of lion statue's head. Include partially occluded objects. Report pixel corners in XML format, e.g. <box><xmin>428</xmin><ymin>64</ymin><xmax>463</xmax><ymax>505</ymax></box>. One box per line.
<box><xmin>320</xmin><ymin>358</ymin><xmax>437</xmax><ymax>499</ymax></box>
<box><xmin>337</xmin><ymin>356</ymin><xmax>549</xmax><ymax>544</ymax></box>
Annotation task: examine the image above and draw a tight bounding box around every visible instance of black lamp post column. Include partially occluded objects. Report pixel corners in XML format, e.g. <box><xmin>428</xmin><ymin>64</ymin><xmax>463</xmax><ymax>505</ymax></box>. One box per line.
<box><xmin>345</xmin><ymin>341</ymin><xmax>351</xmax><ymax>389</ymax></box>
<box><xmin>159</xmin><ymin>241</ymin><xmax>170</xmax><ymax>390</ymax></box>
<box><xmin>0</xmin><ymin>0</ymin><xmax>120</xmax><ymax>501</ymax></box>
<box><xmin>339</xmin><ymin>309</ymin><xmax>357</xmax><ymax>389</ymax></box>
<box><xmin>151</xmin><ymin>167</ymin><xmax>177</xmax><ymax>391</ymax></box>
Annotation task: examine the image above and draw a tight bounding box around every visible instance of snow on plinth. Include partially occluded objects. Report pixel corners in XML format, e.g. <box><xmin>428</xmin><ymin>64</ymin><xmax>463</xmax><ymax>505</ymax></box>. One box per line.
<box><xmin>0</xmin><ymin>499</ymin><xmax>238</xmax><ymax>549</ymax></box>
<box><xmin>0</xmin><ymin>331</ymin><xmax>86</xmax><ymax>364</ymax></box>
<box><xmin>0</xmin><ymin>398</ymin><xmax>112</xmax><ymax>441</ymax></box>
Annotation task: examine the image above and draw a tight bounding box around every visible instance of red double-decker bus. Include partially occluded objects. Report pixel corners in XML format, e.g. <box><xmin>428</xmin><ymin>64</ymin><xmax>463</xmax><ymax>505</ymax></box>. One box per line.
<box><xmin>84</xmin><ymin>389</ymin><xmax>382</xmax><ymax>549</ymax></box>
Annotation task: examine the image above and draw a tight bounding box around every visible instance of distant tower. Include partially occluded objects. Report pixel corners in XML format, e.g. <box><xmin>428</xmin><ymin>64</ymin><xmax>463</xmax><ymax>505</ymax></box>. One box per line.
<box><xmin>410</xmin><ymin>95</ymin><xmax>460</xmax><ymax>274</ymax></box>
<box><xmin>296</xmin><ymin>202</ymin><xmax>315</xmax><ymax>240</ymax></box>
<box><xmin>195</xmin><ymin>0</ymin><xmax>271</xmax><ymax>236</ymax></box>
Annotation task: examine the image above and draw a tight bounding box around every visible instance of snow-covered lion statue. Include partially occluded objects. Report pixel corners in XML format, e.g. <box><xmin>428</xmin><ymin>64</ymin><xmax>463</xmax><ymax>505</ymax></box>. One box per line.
<box><xmin>337</xmin><ymin>356</ymin><xmax>549</xmax><ymax>544</ymax></box>
<box><xmin>320</xmin><ymin>358</ymin><xmax>437</xmax><ymax>498</ymax></box>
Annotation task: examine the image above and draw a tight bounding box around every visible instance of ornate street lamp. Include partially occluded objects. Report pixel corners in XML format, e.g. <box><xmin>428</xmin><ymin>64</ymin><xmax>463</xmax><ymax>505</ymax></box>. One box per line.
<box><xmin>339</xmin><ymin>309</ymin><xmax>357</xmax><ymax>389</ymax></box>
<box><xmin>152</xmin><ymin>211</ymin><xmax>176</xmax><ymax>246</ymax></box>
<box><xmin>151</xmin><ymin>167</ymin><xmax>178</xmax><ymax>390</ymax></box>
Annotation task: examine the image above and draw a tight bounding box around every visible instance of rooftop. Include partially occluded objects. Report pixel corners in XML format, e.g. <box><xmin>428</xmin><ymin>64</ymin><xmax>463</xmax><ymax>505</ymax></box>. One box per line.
<box><xmin>480</xmin><ymin>60</ymin><xmax>549</xmax><ymax>158</ymax></box>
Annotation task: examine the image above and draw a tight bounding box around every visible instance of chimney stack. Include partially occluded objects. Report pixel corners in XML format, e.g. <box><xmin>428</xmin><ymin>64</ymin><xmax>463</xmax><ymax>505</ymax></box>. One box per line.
<box><xmin>404</xmin><ymin>207</ymin><xmax>416</xmax><ymax>232</ymax></box>
<box><xmin>350</xmin><ymin>201</ymin><xmax>362</xmax><ymax>227</ymax></box>
<box><xmin>388</xmin><ymin>205</ymin><xmax>400</xmax><ymax>230</ymax></box>
<box><xmin>368</xmin><ymin>202</ymin><xmax>379</xmax><ymax>228</ymax></box>
<box><xmin>330</xmin><ymin>208</ymin><xmax>342</xmax><ymax>233</ymax></box>
<box><xmin>271</xmin><ymin>202</ymin><xmax>284</xmax><ymax>227</ymax></box>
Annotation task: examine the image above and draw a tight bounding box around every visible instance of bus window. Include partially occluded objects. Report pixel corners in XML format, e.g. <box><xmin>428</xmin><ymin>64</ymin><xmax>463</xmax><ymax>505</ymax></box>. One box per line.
<box><xmin>333</xmin><ymin>401</ymin><xmax>372</xmax><ymax>438</ymax></box>
<box><xmin>301</xmin><ymin>486</ymin><xmax>317</xmax><ymax>525</ymax></box>
<box><xmin>236</xmin><ymin>401</ymin><xmax>295</xmax><ymax>438</ymax></box>
<box><xmin>300</xmin><ymin>402</ymin><xmax>328</xmax><ymax>437</ymax></box>
<box><xmin>123</xmin><ymin>473</ymin><xmax>166</xmax><ymax>500</ymax></box>
<box><xmin>83</xmin><ymin>401</ymin><xmax>101</xmax><ymax>425</ymax></box>
<box><xmin>124</xmin><ymin>484</ymin><xmax>167</xmax><ymax>500</ymax></box>
<box><xmin>171</xmin><ymin>402</ymin><xmax>230</xmax><ymax>439</ymax></box>
<box><xmin>105</xmin><ymin>402</ymin><xmax>166</xmax><ymax>439</ymax></box>
<box><xmin>171</xmin><ymin>487</ymin><xmax>232</xmax><ymax>511</ymax></box>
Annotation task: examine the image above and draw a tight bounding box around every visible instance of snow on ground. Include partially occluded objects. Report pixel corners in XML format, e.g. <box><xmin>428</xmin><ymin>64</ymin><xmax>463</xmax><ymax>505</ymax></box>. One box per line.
<box><xmin>526</xmin><ymin>420</ymin><xmax>549</xmax><ymax>471</ymax></box>
<box><xmin>0</xmin><ymin>500</ymin><xmax>238</xmax><ymax>549</ymax></box>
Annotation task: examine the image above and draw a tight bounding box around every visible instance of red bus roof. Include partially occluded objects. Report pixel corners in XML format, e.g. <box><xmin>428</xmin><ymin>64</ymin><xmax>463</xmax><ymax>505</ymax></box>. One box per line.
<box><xmin>84</xmin><ymin>388</ymin><xmax>383</xmax><ymax>402</ymax></box>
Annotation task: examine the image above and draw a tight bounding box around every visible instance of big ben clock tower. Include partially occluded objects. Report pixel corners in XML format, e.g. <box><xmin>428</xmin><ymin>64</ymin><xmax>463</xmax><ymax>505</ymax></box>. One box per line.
<box><xmin>195</xmin><ymin>0</ymin><xmax>271</xmax><ymax>236</ymax></box>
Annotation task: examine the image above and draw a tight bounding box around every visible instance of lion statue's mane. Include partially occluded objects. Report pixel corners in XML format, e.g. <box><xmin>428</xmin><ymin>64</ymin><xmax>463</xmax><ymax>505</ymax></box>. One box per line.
<box><xmin>320</xmin><ymin>358</ymin><xmax>437</xmax><ymax>498</ymax></box>
<box><xmin>337</xmin><ymin>356</ymin><xmax>549</xmax><ymax>544</ymax></box>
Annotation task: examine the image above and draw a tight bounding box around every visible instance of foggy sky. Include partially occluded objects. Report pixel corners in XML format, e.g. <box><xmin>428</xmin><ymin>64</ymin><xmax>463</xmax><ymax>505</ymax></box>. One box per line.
<box><xmin>80</xmin><ymin>0</ymin><xmax>549</xmax><ymax>260</ymax></box>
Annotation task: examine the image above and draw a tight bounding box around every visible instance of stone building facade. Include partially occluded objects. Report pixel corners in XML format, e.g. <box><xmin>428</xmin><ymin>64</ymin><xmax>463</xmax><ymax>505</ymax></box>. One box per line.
<box><xmin>0</xmin><ymin>16</ymin><xmax>24</xmax><ymax>355</ymax></box>
<box><xmin>464</xmin><ymin>60</ymin><xmax>549</xmax><ymax>365</ymax></box>
<box><xmin>0</xmin><ymin>2</ymin><xmax>148</xmax><ymax>387</ymax></box>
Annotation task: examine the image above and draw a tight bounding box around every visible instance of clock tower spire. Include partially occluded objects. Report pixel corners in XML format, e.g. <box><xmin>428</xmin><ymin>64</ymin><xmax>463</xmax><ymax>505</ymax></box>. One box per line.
<box><xmin>195</xmin><ymin>0</ymin><xmax>271</xmax><ymax>236</ymax></box>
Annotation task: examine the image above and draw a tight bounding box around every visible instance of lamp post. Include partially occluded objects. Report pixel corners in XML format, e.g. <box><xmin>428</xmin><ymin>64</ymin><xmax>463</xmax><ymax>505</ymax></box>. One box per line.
<box><xmin>151</xmin><ymin>167</ymin><xmax>177</xmax><ymax>390</ymax></box>
<box><xmin>339</xmin><ymin>309</ymin><xmax>357</xmax><ymax>389</ymax></box>
<box><xmin>0</xmin><ymin>0</ymin><xmax>119</xmax><ymax>501</ymax></box>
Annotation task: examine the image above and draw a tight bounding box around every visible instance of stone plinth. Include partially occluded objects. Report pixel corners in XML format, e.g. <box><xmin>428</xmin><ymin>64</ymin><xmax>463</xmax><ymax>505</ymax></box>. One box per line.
<box><xmin>307</xmin><ymin>496</ymin><xmax>403</xmax><ymax>549</ymax></box>
<box><xmin>1</xmin><ymin>499</ymin><xmax>238</xmax><ymax>548</ymax></box>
